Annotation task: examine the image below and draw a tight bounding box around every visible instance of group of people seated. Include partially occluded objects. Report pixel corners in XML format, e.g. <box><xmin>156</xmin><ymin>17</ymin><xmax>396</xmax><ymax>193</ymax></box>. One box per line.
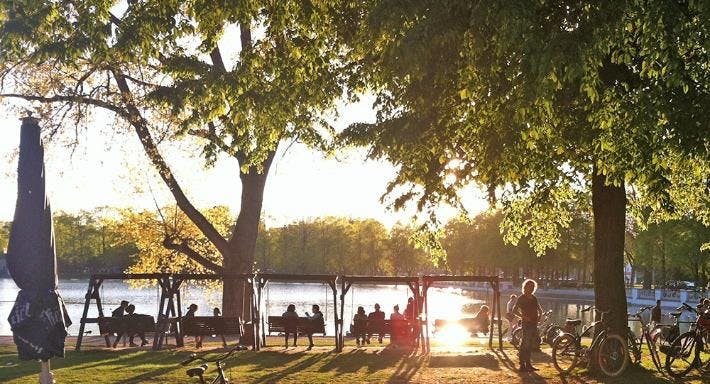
<box><xmin>281</xmin><ymin>304</ymin><xmax>325</xmax><ymax>350</ymax></box>
<box><xmin>351</xmin><ymin>297</ymin><xmax>422</xmax><ymax>347</ymax></box>
<box><xmin>182</xmin><ymin>303</ymin><xmax>228</xmax><ymax>348</ymax></box>
<box><xmin>110</xmin><ymin>300</ymin><xmax>150</xmax><ymax>348</ymax></box>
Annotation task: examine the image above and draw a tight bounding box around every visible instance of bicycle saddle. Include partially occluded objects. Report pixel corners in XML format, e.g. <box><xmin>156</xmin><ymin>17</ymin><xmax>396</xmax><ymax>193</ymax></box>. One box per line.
<box><xmin>669</xmin><ymin>311</ymin><xmax>682</xmax><ymax>318</ymax></box>
<box><xmin>186</xmin><ymin>364</ymin><xmax>208</xmax><ymax>378</ymax></box>
<box><xmin>565</xmin><ymin>319</ymin><xmax>582</xmax><ymax>326</ymax></box>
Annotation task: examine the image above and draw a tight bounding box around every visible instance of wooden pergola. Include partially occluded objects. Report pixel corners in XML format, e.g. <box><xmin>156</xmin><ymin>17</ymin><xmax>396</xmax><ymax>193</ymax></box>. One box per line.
<box><xmin>338</xmin><ymin>276</ymin><xmax>423</xmax><ymax>352</ymax></box>
<box><xmin>166</xmin><ymin>273</ymin><xmax>257</xmax><ymax>350</ymax></box>
<box><xmin>76</xmin><ymin>273</ymin><xmax>258</xmax><ymax>351</ymax></box>
<box><xmin>421</xmin><ymin>275</ymin><xmax>503</xmax><ymax>352</ymax></box>
<box><xmin>75</xmin><ymin>273</ymin><xmax>170</xmax><ymax>351</ymax></box>
<box><xmin>253</xmin><ymin>273</ymin><xmax>339</xmax><ymax>351</ymax></box>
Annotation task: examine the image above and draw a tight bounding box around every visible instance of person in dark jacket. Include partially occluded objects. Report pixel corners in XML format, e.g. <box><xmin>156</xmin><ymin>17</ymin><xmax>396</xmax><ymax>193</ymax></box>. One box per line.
<box><xmin>112</xmin><ymin>304</ymin><xmax>149</xmax><ymax>347</ymax></box>
<box><xmin>112</xmin><ymin>300</ymin><xmax>129</xmax><ymax>317</ymax></box>
<box><xmin>651</xmin><ymin>300</ymin><xmax>662</xmax><ymax>324</ymax></box>
<box><xmin>183</xmin><ymin>303</ymin><xmax>202</xmax><ymax>348</ymax></box>
<box><xmin>305</xmin><ymin>304</ymin><xmax>324</xmax><ymax>350</ymax></box>
<box><xmin>367</xmin><ymin>303</ymin><xmax>385</xmax><ymax>344</ymax></box>
<box><xmin>353</xmin><ymin>306</ymin><xmax>368</xmax><ymax>347</ymax></box>
<box><xmin>282</xmin><ymin>304</ymin><xmax>299</xmax><ymax>348</ymax></box>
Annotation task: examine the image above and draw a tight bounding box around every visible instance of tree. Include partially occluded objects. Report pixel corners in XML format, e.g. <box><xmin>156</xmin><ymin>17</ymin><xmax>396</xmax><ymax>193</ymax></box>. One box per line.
<box><xmin>0</xmin><ymin>220</ymin><xmax>10</xmax><ymax>253</ymax></box>
<box><xmin>0</xmin><ymin>1</ymin><xmax>350</xmax><ymax>316</ymax></box>
<box><xmin>632</xmin><ymin>217</ymin><xmax>710</xmax><ymax>287</ymax></box>
<box><xmin>342</xmin><ymin>1</ymin><xmax>710</xmax><ymax>331</ymax></box>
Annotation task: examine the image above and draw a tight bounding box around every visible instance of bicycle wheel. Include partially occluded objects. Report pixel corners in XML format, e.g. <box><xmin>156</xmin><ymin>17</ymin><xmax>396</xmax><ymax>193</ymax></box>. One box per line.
<box><xmin>552</xmin><ymin>333</ymin><xmax>579</xmax><ymax>374</ymax></box>
<box><xmin>645</xmin><ymin>331</ymin><xmax>663</xmax><ymax>372</ymax></box>
<box><xmin>511</xmin><ymin>328</ymin><xmax>522</xmax><ymax>350</ymax></box>
<box><xmin>665</xmin><ymin>331</ymin><xmax>698</xmax><ymax>378</ymax></box>
<box><xmin>597</xmin><ymin>333</ymin><xmax>629</xmax><ymax>377</ymax></box>
<box><xmin>626</xmin><ymin>329</ymin><xmax>642</xmax><ymax>365</ymax></box>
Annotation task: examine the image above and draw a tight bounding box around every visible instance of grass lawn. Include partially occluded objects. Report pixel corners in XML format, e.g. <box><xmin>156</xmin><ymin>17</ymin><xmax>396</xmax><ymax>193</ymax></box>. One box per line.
<box><xmin>0</xmin><ymin>338</ymin><xmax>706</xmax><ymax>383</ymax></box>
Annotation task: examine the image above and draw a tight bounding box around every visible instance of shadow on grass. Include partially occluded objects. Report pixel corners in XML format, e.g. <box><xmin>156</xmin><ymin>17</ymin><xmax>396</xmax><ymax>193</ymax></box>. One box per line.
<box><xmin>247</xmin><ymin>352</ymin><xmax>329</xmax><ymax>384</ymax></box>
<box><xmin>318</xmin><ymin>349</ymin><xmax>401</xmax><ymax>375</ymax></box>
<box><xmin>429</xmin><ymin>353</ymin><xmax>500</xmax><ymax>369</ymax></box>
<box><xmin>388</xmin><ymin>354</ymin><xmax>426</xmax><ymax>383</ymax></box>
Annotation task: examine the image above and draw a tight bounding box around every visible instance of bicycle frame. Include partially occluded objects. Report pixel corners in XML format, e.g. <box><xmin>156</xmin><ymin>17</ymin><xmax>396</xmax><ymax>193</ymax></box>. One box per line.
<box><xmin>182</xmin><ymin>345</ymin><xmax>248</xmax><ymax>384</ymax></box>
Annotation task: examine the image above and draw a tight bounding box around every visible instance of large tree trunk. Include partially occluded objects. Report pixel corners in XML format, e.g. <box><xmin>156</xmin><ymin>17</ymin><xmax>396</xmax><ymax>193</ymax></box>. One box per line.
<box><xmin>222</xmin><ymin>154</ymin><xmax>275</xmax><ymax>318</ymax></box>
<box><xmin>592</xmin><ymin>168</ymin><xmax>628</xmax><ymax>333</ymax></box>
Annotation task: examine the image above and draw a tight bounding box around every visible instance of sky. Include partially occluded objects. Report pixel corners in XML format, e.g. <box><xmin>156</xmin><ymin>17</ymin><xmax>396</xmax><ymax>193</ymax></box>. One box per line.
<box><xmin>0</xmin><ymin>97</ymin><xmax>488</xmax><ymax>229</ymax></box>
<box><xmin>0</xmin><ymin>10</ymin><xmax>489</xmax><ymax>229</ymax></box>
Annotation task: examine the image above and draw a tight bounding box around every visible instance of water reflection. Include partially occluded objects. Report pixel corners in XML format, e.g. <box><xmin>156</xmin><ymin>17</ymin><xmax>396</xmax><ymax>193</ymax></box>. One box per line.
<box><xmin>0</xmin><ymin>278</ymin><xmax>698</xmax><ymax>338</ymax></box>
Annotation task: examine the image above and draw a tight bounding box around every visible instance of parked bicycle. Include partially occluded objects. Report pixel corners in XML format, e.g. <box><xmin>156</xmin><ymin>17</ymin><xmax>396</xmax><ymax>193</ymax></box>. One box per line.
<box><xmin>625</xmin><ymin>305</ymin><xmax>663</xmax><ymax>371</ymax></box>
<box><xmin>511</xmin><ymin>309</ymin><xmax>562</xmax><ymax>349</ymax></box>
<box><xmin>551</xmin><ymin>306</ymin><xmax>629</xmax><ymax>377</ymax></box>
<box><xmin>182</xmin><ymin>345</ymin><xmax>249</xmax><ymax>384</ymax></box>
<box><xmin>665</xmin><ymin>302</ymin><xmax>710</xmax><ymax>378</ymax></box>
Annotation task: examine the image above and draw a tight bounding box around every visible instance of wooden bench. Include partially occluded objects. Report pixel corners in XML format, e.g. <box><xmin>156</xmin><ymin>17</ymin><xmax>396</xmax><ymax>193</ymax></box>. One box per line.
<box><xmin>98</xmin><ymin>315</ymin><xmax>156</xmax><ymax>347</ymax></box>
<box><xmin>433</xmin><ymin>318</ymin><xmax>489</xmax><ymax>334</ymax></box>
<box><xmin>350</xmin><ymin>319</ymin><xmax>417</xmax><ymax>343</ymax></box>
<box><xmin>267</xmin><ymin>316</ymin><xmax>326</xmax><ymax>335</ymax></box>
<box><xmin>181</xmin><ymin>316</ymin><xmax>242</xmax><ymax>337</ymax></box>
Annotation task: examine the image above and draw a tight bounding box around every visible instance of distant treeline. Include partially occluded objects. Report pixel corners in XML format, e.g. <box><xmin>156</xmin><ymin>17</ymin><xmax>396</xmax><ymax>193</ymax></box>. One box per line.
<box><xmin>0</xmin><ymin>207</ymin><xmax>707</xmax><ymax>286</ymax></box>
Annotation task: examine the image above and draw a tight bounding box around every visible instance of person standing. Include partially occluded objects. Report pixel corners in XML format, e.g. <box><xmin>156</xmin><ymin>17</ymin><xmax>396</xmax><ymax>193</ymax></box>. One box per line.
<box><xmin>651</xmin><ymin>300</ymin><xmax>662</xmax><ymax>325</ymax></box>
<box><xmin>282</xmin><ymin>304</ymin><xmax>299</xmax><ymax>348</ymax></box>
<box><xmin>304</xmin><ymin>304</ymin><xmax>324</xmax><ymax>350</ymax></box>
<box><xmin>513</xmin><ymin>279</ymin><xmax>543</xmax><ymax>372</ymax></box>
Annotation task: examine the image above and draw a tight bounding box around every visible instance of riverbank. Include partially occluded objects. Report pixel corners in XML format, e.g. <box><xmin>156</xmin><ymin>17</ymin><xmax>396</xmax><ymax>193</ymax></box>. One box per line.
<box><xmin>458</xmin><ymin>283</ymin><xmax>708</xmax><ymax>308</ymax></box>
<box><xmin>0</xmin><ymin>339</ymin><xmax>704</xmax><ymax>383</ymax></box>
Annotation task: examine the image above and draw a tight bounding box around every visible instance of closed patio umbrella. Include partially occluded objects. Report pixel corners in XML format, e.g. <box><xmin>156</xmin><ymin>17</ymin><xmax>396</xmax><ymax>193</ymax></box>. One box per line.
<box><xmin>6</xmin><ymin>115</ymin><xmax>71</xmax><ymax>382</ymax></box>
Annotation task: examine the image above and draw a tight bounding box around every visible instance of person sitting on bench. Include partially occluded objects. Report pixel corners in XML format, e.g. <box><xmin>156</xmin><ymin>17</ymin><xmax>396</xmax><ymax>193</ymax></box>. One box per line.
<box><xmin>112</xmin><ymin>304</ymin><xmax>149</xmax><ymax>347</ymax></box>
<box><xmin>304</xmin><ymin>304</ymin><xmax>324</xmax><ymax>350</ymax></box>
<box><xmin>183</xmin><ymin>303</ymin><xmax>203</xmax><ymax>348</ymax></box>
<box><xmin>112</xmin><ymin>300</ymin><xmax>129</xmax><ymax>317</ymax></box>
<box><xmin>353</xmin><ymin>306</ymin><xmax>368</xmax><ymax>347</ymax></box>
<box><xmin>282</xmin><ymin>304</ymin><xmax>299</xmax><ymax>348</ymax></box>
<box><xmin>390</xmin><ymin>305</ymin><xmax>407</xmax><ymax>345</ymax></box>
<box><xmin>470</xmin><ymin>305</ymin><xmax>491</xmax><ymax>335</ymax></box>
<box><xmin>367</xmin><ymin>303</ymin><xmax>385</xmax><ymax>344</ymax></box>
<box><xmin>110</xmin><ymin>300</ymin><xmax>130</xmax><ymax>345</ymax></box>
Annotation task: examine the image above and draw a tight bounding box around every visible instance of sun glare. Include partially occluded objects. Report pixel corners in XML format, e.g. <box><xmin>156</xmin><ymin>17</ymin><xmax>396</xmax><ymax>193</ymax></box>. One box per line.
<box><xmin>435</xmin><ymin>324</ymin><xmax>470</xmax><ymax>346</ymax></box>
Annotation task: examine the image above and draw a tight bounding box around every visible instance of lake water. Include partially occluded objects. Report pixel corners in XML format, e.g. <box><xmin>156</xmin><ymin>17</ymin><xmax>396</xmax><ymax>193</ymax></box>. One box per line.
<box><xmin>0</xmin><ymin>278</ymin><xmax>693</xmax><ymax>337</ymax></box>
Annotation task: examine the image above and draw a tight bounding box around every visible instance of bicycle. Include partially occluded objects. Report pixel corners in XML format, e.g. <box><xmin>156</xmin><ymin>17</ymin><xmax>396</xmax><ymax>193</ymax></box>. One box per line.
<box><xmin>625</xmin><ymin>305</ymin><xmax>663</xmax><ymax>371</ymax></box>
<box><xmin>664</xmin><ymin>302</ymin><xmax>710</xmax><ymax>378</ymax></box>
<box><xmin>181</xmin><ymin>345</ymin><xmax>249</xmax><ymax>384</ymax></box>
<box><xmin>511</xmin><ymin>309</ymin><xmax>562</xmax><ymax>349</ymax></box>
<box><xmin>551</xmin><ymin>306</ymin><xmax>629</xmax><ymax>377</ymax></box>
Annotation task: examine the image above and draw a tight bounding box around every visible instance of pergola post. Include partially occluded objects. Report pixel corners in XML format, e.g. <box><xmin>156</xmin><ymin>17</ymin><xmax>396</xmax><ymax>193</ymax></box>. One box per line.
<box><xmin>496</xmin><ymin>278</ymin><xmax>503</xmax><ymax>350</ymax></box>
<box><xmin>330</xmin><ymin>279</ymin><xmax>339</xmax><ymax>352</ymax></box>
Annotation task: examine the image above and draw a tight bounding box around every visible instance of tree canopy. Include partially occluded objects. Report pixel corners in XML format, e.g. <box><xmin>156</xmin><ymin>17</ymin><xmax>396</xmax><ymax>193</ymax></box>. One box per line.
<box><xmin>340</xmin><ymin>0</ymin><xmax>710</xmax><ymax>330</ymax></box>
<box><xmin>0</xmin><ymin>0</ymin><xmax>354</xmax><ymax>315</ymax></box>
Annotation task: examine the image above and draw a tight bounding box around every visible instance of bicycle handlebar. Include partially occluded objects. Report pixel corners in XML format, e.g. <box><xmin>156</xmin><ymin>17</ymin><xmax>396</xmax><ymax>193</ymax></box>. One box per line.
<box><xmin>581</xmin><ymin>305</ymin><xmax>595</xmax><ymax>313</ymax></box>
<box><xmin>182</xmin><ymin>345</ymin><xmax>248</xmax><ymax>366</ymax></box>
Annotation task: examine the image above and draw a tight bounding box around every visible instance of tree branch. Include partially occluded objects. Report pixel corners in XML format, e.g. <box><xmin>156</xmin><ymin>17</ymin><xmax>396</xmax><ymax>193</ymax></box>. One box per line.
<box><xmin>163</xmin><ymin>237</ymin><xmax>223</xmax><ymax>273</ymax></box>
<box><xmin>0</xmin><ymin>93</ymin><xmax>127</xmax><ymax>118</ymax></box>
<box><xmin>111</xmin><ymin>69</ymin><xmax>232</xmax><ymax>260</ymax></box>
